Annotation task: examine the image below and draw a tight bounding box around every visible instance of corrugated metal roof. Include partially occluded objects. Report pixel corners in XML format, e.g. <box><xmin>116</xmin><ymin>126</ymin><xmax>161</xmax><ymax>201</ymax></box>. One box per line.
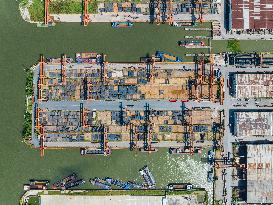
<box><xmin>247</xmin><ymin>144</ymin><xmax>273</xmax><ymax>203</ymax></box>
<box><xmin>234</xmin><ymin>73</ymin><xmax>273</xmax><ymax>99</ymax></box>
<box><xmin>232</xmin><ymin>0</ymin><xmax>273</xmax><ymax>29</ymax></box>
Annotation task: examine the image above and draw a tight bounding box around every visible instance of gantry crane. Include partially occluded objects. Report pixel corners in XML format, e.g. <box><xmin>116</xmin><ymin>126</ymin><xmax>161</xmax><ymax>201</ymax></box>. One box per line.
<box><xmin>129</xmin><ymin>123</ymin><xmax>136</xmax><ymax>151</ymax></box>
<box><xmin>61</xmin><ymin>54</ymin><xmax>66</xmax><ymax>85</ymax></box>
<box><xmin>38</xmin><ymin>55</ymin><xmax>45</xmax><ymax>101</ymax></box>
<box><xmin>83</xmin><ymin>76</ymin><xmax>88</xmax><ymax>100</ymax></box>
<box><xmin>196</xmin><ymin>54</ymin><xmax>204</xmax><ymax>101</ymax></box>
<box><xmin>188</xmin><ymin>113</ymin><xmax>194</xmax><ymax>155</ymax></box>
<box><xmin>220</xmin><ymin>76</ymin><xmax>224</xmax><ymax>105</ymax></box>
<box><xmin>209</xmin><ymin>53</ymin><xmax>215</xmax><ymax>102</ymax></box>
<box><xmin>198</xmin><ymin>0</ymin><xmax>204</xmax><ymax>23</ymax></box>
<box><xmin>103</xmin><ymin>60</ymin><xmax>108</xmax><ymax>84</ymax></box>
<box><xmin>155</xmin><ymin>0</ymin><xmax>161</xmax><ymax>25</ymax></box>
<box><xmin>103</xmin><ymin>126</ymin><xmax>110</xmax><ymax>156</ymax></box>
<box><xmin>40</xmin><ymin>126</ymin><xmax>45</xmax><ymax>157</ymax></box>
<box><xmin>80</xmin><ymin>103</ymin><xmax>84</xmax><ymax>127</ymax></box>
<box><xmin>147</xmin><ymin>55</ymin><xmax>156</xmax><ymax>82</ymax></box>
<box><xmin>119</xmin><ymin>102</ymin><xmax>124</xmax><ymax>126</ymax></box>
<box><xmin>83</xmin><ymin>0</ymin><xmax>91</xmax><ymax>26</ymax></box>
<box><xmin>80</xmin><ymin>103</ymin><xmax>89</xmax><ymax>128</ymax></box>
<box><xmin>143</xmin><ymin>103</ymin><xmax>155</xmax><ymax>152</ymax></box>
<box><xmin>44</xmin><ymin>0</ymin><xmax>51</xmax><ymax>25</ymax></box>
<box><xmin>167</xmin><ymin>0</ymin><xmax>174</xmax><ymax>25</ymax></box>
<box><xmin>100</xmin><ymin>55</ymin><xmax>108</xmax><ymax>84</ymax></box>
<box><xmin>36</xmin><ymin>108</ymin><xmax>45</xmax><ymax>157</ymax></box>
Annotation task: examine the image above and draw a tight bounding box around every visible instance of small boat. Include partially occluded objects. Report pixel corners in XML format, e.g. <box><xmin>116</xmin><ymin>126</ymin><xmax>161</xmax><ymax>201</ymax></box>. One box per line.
<box><xmin>111</xmin><ymin>22</ymin><xmax>133</xmax><ymax>28</ymax></box>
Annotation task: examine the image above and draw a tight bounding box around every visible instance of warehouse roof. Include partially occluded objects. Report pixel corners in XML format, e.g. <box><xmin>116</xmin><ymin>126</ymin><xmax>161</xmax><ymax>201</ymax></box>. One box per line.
<box><xmin>234</xmin><ymin>112</ymin><xmax>273</xmax><ymax>138</ymax></box>
<box><xmin>234</xmin><ymin>73</ymin><xmax>273</xmax><ymax>99</ymax></box>
<box><xmin>232</xmin><ymin>0</ymin><xmax>273</xmax><ymax>29</ymax></box>
<box><xmin>247</xmin><ymin>144</ymin><xmax>273</xmax><ymax>203</ymax></box>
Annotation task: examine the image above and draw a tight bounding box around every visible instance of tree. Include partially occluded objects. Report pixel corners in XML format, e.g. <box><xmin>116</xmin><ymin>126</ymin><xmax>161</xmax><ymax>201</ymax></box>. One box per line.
<box><xmin>227</xmin><ymin>40</ymin><xmax>241</xmax><ymax>53</ymax></box>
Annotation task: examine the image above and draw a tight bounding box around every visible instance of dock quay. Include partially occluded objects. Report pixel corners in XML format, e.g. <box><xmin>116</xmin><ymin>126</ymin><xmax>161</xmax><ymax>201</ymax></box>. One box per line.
<box><xmin>31</xmin><ymin>52</ymin><xmax>224</xmax><ymax>157</ymax></box>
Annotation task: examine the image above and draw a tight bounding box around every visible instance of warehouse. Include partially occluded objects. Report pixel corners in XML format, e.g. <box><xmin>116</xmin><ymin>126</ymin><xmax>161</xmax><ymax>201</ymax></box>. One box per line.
<box><xmin>246</xmin><ymin>144</ymin><xmax>273</xmax><ymax>204</ymax></box>
<box><xmin>234</xmin><ymin>111</ymin><xmax>273</xmax><ymax>138</ymax></box>
<box><xmin>231</xmin><ymin>0</ymin><xmax>273</xmax><ymax>30</ymax></box>
<box><xmin>232</xmin><ymin>73</ymin><xmax>273</xmax><ymax>99</ymax></box>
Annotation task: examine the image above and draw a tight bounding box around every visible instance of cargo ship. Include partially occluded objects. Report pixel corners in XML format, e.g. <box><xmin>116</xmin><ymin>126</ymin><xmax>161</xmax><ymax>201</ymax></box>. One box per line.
<box><xmin>167</xmin><ymin>183</ymin><xmax>193</xmax><ymax>190</ymax></box>
<box><xmin>24</xmin><ymin>180</ymin><xmax>49</xmax><ymax>191</ymax></box>
<box><xmin>105</xmin><ymin>177</ymin><xmax>143</xmax><ymax>190</ymax></box>
<box><xmin>63</xmin><ymin>179</ymin><xmax>85</xmax><ymax>189</ymax></box>
<box><xmin>155</xmin><ymin>51</ymin><xmax>183</xmax><ymax>62</ymax></box>
<box><xmin>80</xmin><ymin>148</ymin><xmax>110</xmax><ymax>156</ymax></box>
<box><xmin>173</xmin><ymin>21</ymin><xmax>193</xmax><ymax>27</ymax></box>
<box><xmin>51</xmin><ymin>173</ymin><xmax>77</xmax><ymax>189</ymax></box>
<box><xmin>139</xmin><ymin>165</ymin><xmax>156</xmax><ymax>189</ymax></box>
<box><xmin>90</xmin><ymin>178</ymin><xmax>111</xmax><ymax>190</ymax></box>
<box><xmin>178</xmin><ymin>40</ymin><xmax>205</xmax><ymax>48</ymax></box>
<box><xmin>111</xmin><ymin>22</ymin><xmax>133</xmax><ymax>28</ymax></box>
<box><xmin>169</xmin><ymin>146</ymin><xmax>202</xmax><ymax>154</ymax></box>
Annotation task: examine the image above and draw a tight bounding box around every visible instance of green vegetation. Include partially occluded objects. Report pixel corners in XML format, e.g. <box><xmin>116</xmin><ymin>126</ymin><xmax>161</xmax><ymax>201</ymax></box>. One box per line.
<box><xmin>25</xmin><ymin>67</ymin><xmax>33</xmax><ymax>97</ymax></box>
<box><xmin>28</xmin><ymin>0</ymin><xmax>44</xmax><ymax>22</ymax></box>
<box><xmin>214</xmin><ymin>200</ymin><xmax>222</xmax><ymax>205</ymax></box>
<box><xmin>27</xmin><ymin>0</ymin><xmax>98</xmax><ymax>21</ymax></box>
<box><xmin>19</xmin><ymin>0</ymin><xmax>29</xmax><ymax>6</ymax></box>
<box><xmin>23</xmin><ymin>67</ymin><xmax>33</xmax><ymax>139</ymax></box>
<box><xmin>28</xmin><ymin>196</ymin><xmax>40</xmax><ymax>205</ymax></box>
<box><xmin>22</xmin><ymin>111</ymin><xmax>32</xmax><ymax>139</ymax></box>
<box><xmin>227</xmin><ymin>39</ymin><xmax>241</xmax><ymax>53</ymax></box>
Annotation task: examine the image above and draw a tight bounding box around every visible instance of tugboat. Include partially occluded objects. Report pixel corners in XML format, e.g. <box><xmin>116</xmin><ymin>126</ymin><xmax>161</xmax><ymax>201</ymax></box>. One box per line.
<box><xmin>155</xmin><ymin>51</ymin><xmax>183</xmax><ymax>62</ymax></box>
<box><xmin>111</xmin><ymin>22</ymin><xmax>133</xmax><ymax>28</ymax></box>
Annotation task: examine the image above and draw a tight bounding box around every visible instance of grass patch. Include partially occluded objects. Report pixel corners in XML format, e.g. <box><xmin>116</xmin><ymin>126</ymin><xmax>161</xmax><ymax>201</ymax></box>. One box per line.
<box><xmin>22</xmin><ymin>111</ymin><xmax>32</xmax><ymax>139</ymax></box>
<box><xmin>19</xmin><ymin>0</ymin><xmax>29</xmax><ymax>6</ymax></box>
<box><xmin>28</xmin><ymin>0</ymin><xmax>44</xmax><ymax>22</ymax></box>
<box><xmin>49</xmin><ymin>0</ymin><xmax>98</xmax><ymax>14</ymax></box>
<box><xmin>227</xmin><ymin>39</ymin><xmax>241</xmax><ymax>53</ymax></box>
<box><xmin>28</xmin><ymin>0</ymin><xmax>98</xmax><ymax>21</ymax></box>
<box><xmin>28</xmin><ymin>196</ymin><xmax>40</xmax><ymax>205</ymax></box>
<box><xmin>25</xmin><ymin>67</ymin><xmax>33</xmax><ymax>97</ymax></box>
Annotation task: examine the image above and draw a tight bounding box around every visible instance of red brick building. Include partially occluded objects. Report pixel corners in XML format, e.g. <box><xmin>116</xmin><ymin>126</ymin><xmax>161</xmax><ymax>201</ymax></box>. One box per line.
<box><xmin>232</xmin><ymin>0</ymin><xmax>273</xmax><ymax>30</ymax></box>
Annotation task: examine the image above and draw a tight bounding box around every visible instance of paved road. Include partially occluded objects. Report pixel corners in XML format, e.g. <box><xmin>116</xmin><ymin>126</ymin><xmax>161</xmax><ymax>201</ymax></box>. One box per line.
<box><xmin>38</xmin><ymin>99</ymin><xmax>223</xmax><ymax>111</ymax></box>
<box><xmin>45</xmin><ymin>141</ymin><xmax>213</xmax><ymax>149</ymax></box>
<box><xmin>52</xmin><ymin>13</ymin><xmax>221</xmax><ymax>23</ymax></box>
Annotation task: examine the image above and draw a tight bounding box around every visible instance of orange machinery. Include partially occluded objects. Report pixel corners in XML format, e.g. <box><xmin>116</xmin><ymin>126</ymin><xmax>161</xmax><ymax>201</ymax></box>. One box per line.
<box><xmin>44</xmin><ymin>0</ymin><xmax>52</xmax><ymax>25</ymax></box>
<box><xmin>83</xmin><ymin>0</ymin><xmax>91</xmax><ymax>26</ymax></box>
<box><xmin>103</xmin><ymin>126</ymin><xmax>110</xmax><ymax>156</ymax></box>
<box><xmin>220</xmin><ymin>76</ymin><xmax>224</xmax><ymax>105</ymax></box>
<box><xmin>196</xmin><ymin>54</ymin><xmax>205</xmax><ymax>101</ymax></box>
<box><xmin>188</xmin><ymin>113</ymin><xmax>194</xmax><ymax>155</ymax></box>
<box><xmin>209</xmin><ymin>53</ymin><xmax>215</xmax><ymax>102</ymax></box>
<box><xmin>198</xmin><ymin>0</ymin><xmax>204</xmax><ymax>23</ymax></box>
<box><xmin>61</xmin><ymin>54</ymin><xmax>66</xmax><ymax>85</ymax></box>
<box><xmin>155</xmin><ymin>0</ymin><xmax>161</xmax><ymax>25</ymax></box>
<box><xmin>167</xmin><ymin>0</ymin><xmax>174</xmax><ymax>25</ymax></box>
<box><xmin>36</xmin><ymin>108</ymin><xmax>45</xmax><ymax>157</ymax></box>
<box><xmin>38</xmin><ymin>55</ymin><xmax>45</xmax><ymax>101</ymax></box>
<box><xmin>113</xmin><ymin>3</ymin><xmax>118</xmax><ymax>13</ymax></box>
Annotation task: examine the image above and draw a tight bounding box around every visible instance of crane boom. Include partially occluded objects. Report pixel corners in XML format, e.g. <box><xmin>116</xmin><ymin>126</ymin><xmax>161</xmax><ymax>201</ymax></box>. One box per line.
<box><xmin>44</xmin><ymin>0</ymin><xmax>51</xmax><ymax>25</ymax></box>
<box><xmin>83</xmin><ymin>0</ymin><xmax>91</xmax><ymax>26</ymax></box>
